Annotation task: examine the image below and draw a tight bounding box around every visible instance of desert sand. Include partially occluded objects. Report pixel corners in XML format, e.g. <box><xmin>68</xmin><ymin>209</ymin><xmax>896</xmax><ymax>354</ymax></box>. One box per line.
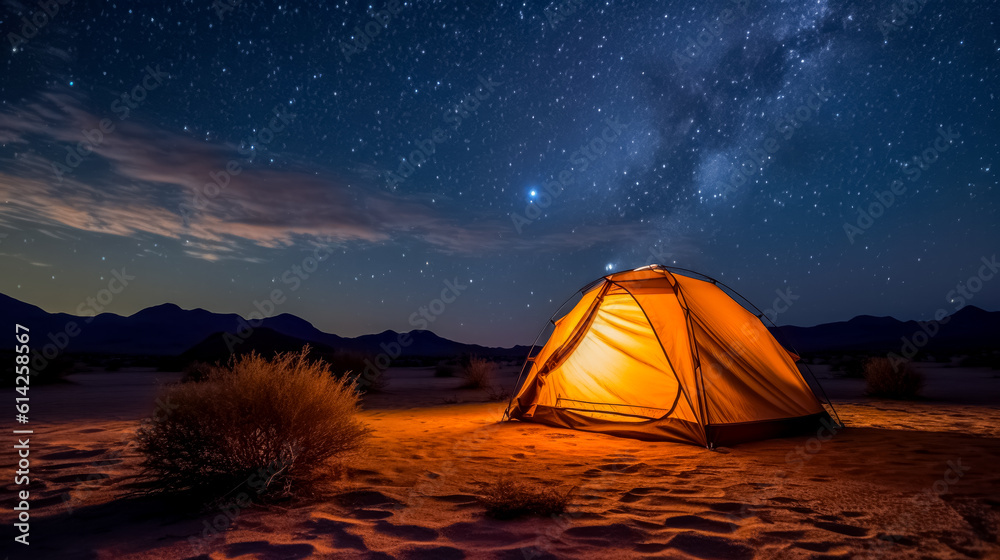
<box><xmin>3</xmin><ymin>364</ymin><xmax>1000</xmax><ymax>559</ymax></box>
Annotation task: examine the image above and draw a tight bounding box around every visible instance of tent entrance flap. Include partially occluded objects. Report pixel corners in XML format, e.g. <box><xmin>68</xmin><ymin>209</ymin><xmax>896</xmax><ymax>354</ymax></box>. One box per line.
<box><xmin>535</xmin><ymin>291</ymin><xmax>697</xmax><ymax>425</ymax></box>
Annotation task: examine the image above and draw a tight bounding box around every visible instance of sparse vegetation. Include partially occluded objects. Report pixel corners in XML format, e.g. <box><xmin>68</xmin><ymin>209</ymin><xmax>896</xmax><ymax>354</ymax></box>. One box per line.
<box><xmin>478</xmin><ymin>474</ymin><xmax>573</xmax><ymax>519</ymax></box>
<box><xmin>134</xmin><ymin>348</ymin><xmax>370</xmax><ymax>501</ymax></box>
<box><xmin>460</xmin><ymin>355</ymin><xmax>496</xmax><ymax>389</ymax></box>
<box><xmin>864</xmin><ymin>357</ymin><xmax>924</xmax><ymax>399</ymax></box>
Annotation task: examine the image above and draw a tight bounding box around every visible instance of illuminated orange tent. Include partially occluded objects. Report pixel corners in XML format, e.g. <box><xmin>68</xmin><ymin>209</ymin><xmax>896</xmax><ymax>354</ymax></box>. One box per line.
<box><xmin>503</xmin><ymin>265</ymin><xmax>839</xmax><ymax>448</ymax></box>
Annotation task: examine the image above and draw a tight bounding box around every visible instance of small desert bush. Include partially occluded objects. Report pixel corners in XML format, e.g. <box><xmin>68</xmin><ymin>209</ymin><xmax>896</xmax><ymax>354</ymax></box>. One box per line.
<box><xmin>864</xmin><ymin>357</ymin><xmax>924</xmax><ymax>399</ymax></box>
<box><xmin>461</xmin><ymin>356</ymin><xmax>496</xmax><ymax>389</ymax></box>
<box><xmin>478</xmin><ymin>475</ymin><xmax>573</xmax><ymax>520</ymax></box>
<box><xmin>135</xmin><ymin>348</ymin><xmax>370</xmax><ymax>501</ymax></box>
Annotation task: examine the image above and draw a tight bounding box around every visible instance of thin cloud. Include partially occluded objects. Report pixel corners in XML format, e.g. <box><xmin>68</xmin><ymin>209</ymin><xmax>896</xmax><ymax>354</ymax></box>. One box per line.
<box><xmin>0</xmin><ymin>90</ymin><xmax>655</xmax><ymax>258</ymax></box>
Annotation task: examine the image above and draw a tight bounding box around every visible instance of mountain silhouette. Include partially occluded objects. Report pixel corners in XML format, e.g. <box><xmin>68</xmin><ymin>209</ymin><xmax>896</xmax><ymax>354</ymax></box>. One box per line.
<box><xmin>3</xmin><ymin>293</ymin><xmax>997</xmax><ymax>360</ymax></box>
<box><xmin>0</xmin><ymin>293</ymin><xmax>528</xmax><ymax>359</ymax></box>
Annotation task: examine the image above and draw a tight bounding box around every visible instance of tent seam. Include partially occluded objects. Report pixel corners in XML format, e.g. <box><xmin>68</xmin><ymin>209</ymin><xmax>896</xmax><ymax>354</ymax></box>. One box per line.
<box><xmin>607</xmin><ymin>279</ymin><xmax>704</xmax><ymax>445</ymax></box>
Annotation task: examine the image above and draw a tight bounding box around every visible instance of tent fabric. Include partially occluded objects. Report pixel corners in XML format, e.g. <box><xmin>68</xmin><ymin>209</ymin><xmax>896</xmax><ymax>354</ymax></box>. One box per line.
<box><xmin>506</xmin><ymin>266</ymin><xmax>828</xmax><ymax>447</ymax></box>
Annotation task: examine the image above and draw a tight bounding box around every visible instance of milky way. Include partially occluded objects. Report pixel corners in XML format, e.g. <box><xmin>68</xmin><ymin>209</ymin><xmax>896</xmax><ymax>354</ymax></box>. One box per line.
<box><xmin>0</xmin><ymin>1</ymin><xmax>997</xmax><ymax>346</ymax></box>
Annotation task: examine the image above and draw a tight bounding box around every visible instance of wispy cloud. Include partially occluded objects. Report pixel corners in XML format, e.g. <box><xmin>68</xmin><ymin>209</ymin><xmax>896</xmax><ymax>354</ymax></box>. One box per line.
<box><xmin>0</xmin><ymin>90</ymin><xmax>652</xmax><ymax>259</ymax></box>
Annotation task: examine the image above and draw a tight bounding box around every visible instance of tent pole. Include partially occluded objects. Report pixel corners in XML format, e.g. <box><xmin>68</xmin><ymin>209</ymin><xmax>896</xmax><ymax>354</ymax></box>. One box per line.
<box><xmin>652</xmin><ymin>265</ymin><xmax>843</xmax><ymax>428</ymax></box>
<box><xmin>610</xmin><ymin>280</ymin><xmax>702</xmax><ymax>444</ymax></box>
<box><xmin>500</xmin><ymin>288</ymin><xmax>584</xmax><ymax>422</ymax></box>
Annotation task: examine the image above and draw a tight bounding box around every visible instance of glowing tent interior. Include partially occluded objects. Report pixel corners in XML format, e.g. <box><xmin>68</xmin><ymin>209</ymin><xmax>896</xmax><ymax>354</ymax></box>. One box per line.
<box><xmin>502</xmin><ymin>265</ymin><xmax>841</xmax><ymax>448</ymax></box>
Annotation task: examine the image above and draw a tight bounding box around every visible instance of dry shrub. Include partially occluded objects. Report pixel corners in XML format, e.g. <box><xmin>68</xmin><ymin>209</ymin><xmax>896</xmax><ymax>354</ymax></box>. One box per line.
<box><xmin>478</xmin><ymin>474</ymin><xmax>573</xmax><ymax>519</ymax></box>
<box><xmin>461</xmin><ymin>356</ymin><xmax>496</xmax><ymax>389</ymax></box>
<box><xmin>135</xmin><ymin>347</ymin><xmax>369</xmax><ymax>500</ymax></box>
<box><xmin>864</xmin><ymin>357</ymin><xmax>924</xmax><ymax>399</ymax></box>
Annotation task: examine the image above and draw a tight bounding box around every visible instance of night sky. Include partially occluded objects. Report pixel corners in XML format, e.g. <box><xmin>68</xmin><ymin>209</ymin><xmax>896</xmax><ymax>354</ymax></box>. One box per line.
<box><xmin>0</xmin><ymin>1</ymin><xmax>997</xmax><ymax>347</ymax></box>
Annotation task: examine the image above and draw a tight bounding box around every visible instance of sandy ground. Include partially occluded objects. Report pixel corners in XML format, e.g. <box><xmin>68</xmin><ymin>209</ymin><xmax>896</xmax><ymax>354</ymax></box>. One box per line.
<box><xmin>2</xmin><ymin>364</ymin><xmax>1000</xmax><ymax>559</ymax></box>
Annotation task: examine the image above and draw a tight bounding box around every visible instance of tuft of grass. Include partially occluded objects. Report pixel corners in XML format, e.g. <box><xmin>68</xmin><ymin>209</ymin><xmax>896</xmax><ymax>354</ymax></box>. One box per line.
<box><xmin>478</xmin><ymin>475</ymin><xmax>573</xmax><ymax>520</ymax></box>
<box><xmin>134</xmin><ymin>347</ymin><xmax>370</xmax><ymax>502</ymax></box>
<box><xmin>461</xmin><ymin>356</ymin><xmax>496</xmax><ymax>389</ymax></box>
<box><xmin>864</xmin><ymin>357</ymin><xmax>924</xmax><ymax>399</ymax></box>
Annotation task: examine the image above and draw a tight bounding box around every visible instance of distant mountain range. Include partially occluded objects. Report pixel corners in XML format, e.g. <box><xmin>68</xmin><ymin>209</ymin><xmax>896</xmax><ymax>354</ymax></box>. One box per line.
<box><xmin>772</xmin><ymin>305</ymin><xmax>1000</xmax><ymax>355</ymax></box>
<box><xmin>0</xmin><ymin>293</ymin><xmax>528</xmax><ymax>359</ymax></box>
<box><xmin>2</xmin><ymin>293</ymin><xmax>997</xmax><ymax>361</ymax></box>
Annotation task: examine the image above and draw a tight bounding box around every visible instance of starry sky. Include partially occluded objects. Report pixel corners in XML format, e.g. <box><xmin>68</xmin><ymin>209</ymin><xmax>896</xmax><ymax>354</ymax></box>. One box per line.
<box><xmin>0</xmin><ymin>1</ymin><xmax>997</xmax><ymax>347</ymax></box>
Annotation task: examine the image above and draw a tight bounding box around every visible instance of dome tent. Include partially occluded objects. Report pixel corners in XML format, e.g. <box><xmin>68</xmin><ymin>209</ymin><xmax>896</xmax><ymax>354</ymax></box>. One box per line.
<box><xmin>502</xmin><ymin>265</ymin><xmax>840</xmax><ymax>448</ymax></box>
